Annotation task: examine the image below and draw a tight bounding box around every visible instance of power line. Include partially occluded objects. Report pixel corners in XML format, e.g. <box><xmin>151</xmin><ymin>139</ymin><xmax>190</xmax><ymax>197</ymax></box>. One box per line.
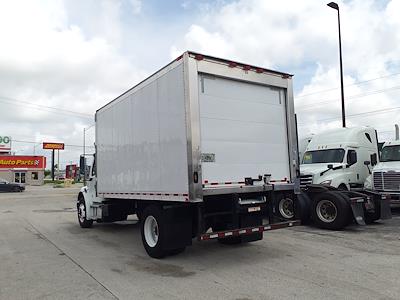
<box><xmin>296</xmin><ymin>71</ymin><xmax>400</xmax><ymax>99</ymax></box>
<box><xmin>298</xmin><ymin>105</ymin><xmax>400</xmax><ymax>126</ymax></box>
<box><xmin>296</xmin><ymin>84</ymin><xmax>400</xmax><ymax>111</ymax></box>
<box><xmin>0</xmin><ymin>95</ymin><xmax>93</xmax><ymax>119</ymax></box>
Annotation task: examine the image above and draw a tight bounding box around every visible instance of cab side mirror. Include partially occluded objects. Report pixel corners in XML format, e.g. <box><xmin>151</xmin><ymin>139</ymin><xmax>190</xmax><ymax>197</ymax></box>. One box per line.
<box><xmin>364</xmin><ymin>161</ymin><xmax>371</xmax><ymax>166</ymax></box>
<box><xmin>327</xmin><ymin>164</ymin><xmax>333</xmax><ymax>169</ymax></box>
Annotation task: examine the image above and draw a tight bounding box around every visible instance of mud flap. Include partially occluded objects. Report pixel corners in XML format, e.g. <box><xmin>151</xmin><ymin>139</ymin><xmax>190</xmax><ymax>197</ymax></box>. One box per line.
<box><xmin>380</xmin><ymin>195</ymin><xmax>392</xmax><ymax>220</ymax></box>
<box><xmin>350</xmin><ymin>200</ymin><xmax>366</xmax><ymax>225</ymax></box>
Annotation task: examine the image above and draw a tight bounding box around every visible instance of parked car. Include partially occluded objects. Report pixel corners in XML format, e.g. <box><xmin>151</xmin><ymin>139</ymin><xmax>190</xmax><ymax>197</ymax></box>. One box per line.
<box><xmin>0</xmin><ymin>178</ymin><xmax>25</xmax><ymax>192</ymax></box>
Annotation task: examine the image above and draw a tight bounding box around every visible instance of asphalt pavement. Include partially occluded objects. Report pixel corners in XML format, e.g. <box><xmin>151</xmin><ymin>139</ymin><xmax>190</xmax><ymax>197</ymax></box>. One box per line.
<box><xmin>0</xmin><ymin>185</ymin><xmax>399</xmax><ymax>300</ymax></box>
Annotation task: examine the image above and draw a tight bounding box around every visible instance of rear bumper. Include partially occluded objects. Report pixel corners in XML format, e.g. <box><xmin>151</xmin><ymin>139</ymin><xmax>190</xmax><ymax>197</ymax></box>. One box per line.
<box><xmin>199</xmin><ymin>220</ymin><xmax>300</xmax><ymax>241</ymax></box>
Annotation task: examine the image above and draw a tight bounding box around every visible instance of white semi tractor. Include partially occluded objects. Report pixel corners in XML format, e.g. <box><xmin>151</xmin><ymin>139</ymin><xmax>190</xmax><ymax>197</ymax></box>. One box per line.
<box><xmin>300</xmin><ymin>127</ymin><xmax>379</xmax><ymax>190</ymax></box>
<box><xmin>77</xmin><ymin>52</ymin><xmax>302</xmax><ymax>258</ymax></box>
<box><xmin>364</xmin><ymin>139</ymin><xmax>400</xmax><ymax>204</ymax></box>
<box><xmin>274</xmin><ymin>126</ymin><xmax>391</xmax><ymax>230</ymax></box>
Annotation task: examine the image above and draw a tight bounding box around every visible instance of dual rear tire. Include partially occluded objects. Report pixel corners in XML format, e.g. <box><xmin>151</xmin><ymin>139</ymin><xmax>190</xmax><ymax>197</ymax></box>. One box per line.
<box><xmin>140</xmin><ymin>205</ymin><xmax>186</xmax><ymax>259</ymax></box>
<box><xmin>311</xmin><ymin>191</ymin><xmax>351</xmax><ymax>230</ymax></box>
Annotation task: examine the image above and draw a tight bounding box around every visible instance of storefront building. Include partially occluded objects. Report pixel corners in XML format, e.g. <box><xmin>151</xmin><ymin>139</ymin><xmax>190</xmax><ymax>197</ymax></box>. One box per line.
<box><xmin>0</xmin><ymin>155</ymin><xmax>46</xmax><ymax>185</ymax></box>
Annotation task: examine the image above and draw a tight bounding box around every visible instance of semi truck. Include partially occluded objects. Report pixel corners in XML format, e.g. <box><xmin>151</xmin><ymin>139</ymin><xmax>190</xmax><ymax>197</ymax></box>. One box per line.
<box><xmin>274</xmin><ymin>126</ymin><xmax>391</xmax><ymax>230</ymax></box>
<box><xmin>300</xmin><ymin>127</ymin><xmax>379</xmax><ymax>190</ymax></box>
<box><xmin>364</xmin><ymin>139</ymin><xmax>400</xmax><ymax>204</ymax></box>
<box><xmin>77</xmin><ymin>52</ymin><xmax>301</xmax><ymax>258</ymax></box>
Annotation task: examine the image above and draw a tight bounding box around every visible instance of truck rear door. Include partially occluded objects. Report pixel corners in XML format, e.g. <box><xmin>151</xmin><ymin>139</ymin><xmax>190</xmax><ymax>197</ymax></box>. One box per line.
<box><xmin>198</xmin><ymin>74</ymin><xmax>290</xmax><ymax>184</ymax></box>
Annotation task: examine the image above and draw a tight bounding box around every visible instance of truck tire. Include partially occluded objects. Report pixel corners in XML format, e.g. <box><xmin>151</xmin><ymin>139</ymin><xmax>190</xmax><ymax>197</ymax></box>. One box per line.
<box><xmin>141</xmin><ymin>205</ymin><xmax>168</xmax><ymax>259</ymax></box>
<box><xmin>77</xmin><ymin>198</ymin><xmax>93</xmax><ymax>228</ymax></box>
<box><xmin>311</xmin><ymin>191</ymin><xmax>351</xmax><ymax>230</ymax></box>
<box><xmin>275</xmin><ymin>196</ymin><xmax>295</xmax><ymax>220</ymax></box>
<box><xmin>297</xmin><ymin>192</ymin><xmax>311</xmax><ymax>224</ymax></box>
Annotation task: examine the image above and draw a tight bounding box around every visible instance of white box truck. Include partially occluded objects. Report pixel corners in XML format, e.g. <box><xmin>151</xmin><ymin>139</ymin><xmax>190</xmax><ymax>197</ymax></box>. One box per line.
<box><xmin>77</xmin><ymin>52</ymin><xmax>301</xmax><ymax>258</ymax></box>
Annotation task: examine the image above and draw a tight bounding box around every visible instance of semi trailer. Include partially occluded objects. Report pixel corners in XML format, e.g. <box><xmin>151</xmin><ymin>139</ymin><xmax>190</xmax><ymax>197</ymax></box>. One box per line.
<box><xmin>77</xmin><ymin>52</ymin><xmax>301</xmax><ymax>258</ymax></box>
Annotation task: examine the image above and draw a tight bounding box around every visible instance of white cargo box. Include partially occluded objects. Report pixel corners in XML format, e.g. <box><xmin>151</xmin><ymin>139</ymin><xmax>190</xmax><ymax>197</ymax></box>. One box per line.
<box><xmin>96</xmin><ymin>52</ymin><xmax>298</xmax><ymax>202</ymax></box>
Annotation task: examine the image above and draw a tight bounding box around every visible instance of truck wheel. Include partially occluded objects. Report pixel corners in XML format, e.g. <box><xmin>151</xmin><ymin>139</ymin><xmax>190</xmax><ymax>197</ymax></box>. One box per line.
<box><xmin>297</xmin><ymin>192</ymin><xmax>311</xmax><ymax>224</ymax></box>
<box><xmin>77</xmin><ymin>198</ymin><xmax>93</xmax><ymax>228</ymax></box>
<box><xmin>141</xmin><ymin>205</ymin><xmax>168</xmax><ymax>259</ymax></box>
<box><xmin>311</xmin><ymin>191</ymin><xmax>351</xmax><ymax>230</ymax></box>
<box><xmin>276</xmin><ymin>196</ymin><xmax>295</xmax><ymax>220</ymax></box>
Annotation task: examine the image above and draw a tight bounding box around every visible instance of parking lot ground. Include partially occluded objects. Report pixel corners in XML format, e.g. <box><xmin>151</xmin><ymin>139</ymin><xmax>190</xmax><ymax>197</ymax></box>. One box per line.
<box><xmin>0</xmin><ymin>185</ymin><xmax>399</xmax><ymax>300</ymax></box>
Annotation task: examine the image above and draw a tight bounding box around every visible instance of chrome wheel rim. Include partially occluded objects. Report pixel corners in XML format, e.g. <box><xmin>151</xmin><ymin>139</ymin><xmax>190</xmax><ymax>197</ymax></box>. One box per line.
<box><xmin>144</xmin><ymin>215</ymin><xmax>159</xmax><ymax>247</ymax></box>
<box><xmin>78</xmin><ymin>203</ymin><xmax>86</xmax><ymax>223</ymax></box>
<box><xmin>279</xmin><ymin>198</ymin><xmax>294</xmax><ymax>219</ymax></box>
<box><xmin>316</xmin><ymin>200</ymin><xmax>337</xmax><ymax>223</ymax></box>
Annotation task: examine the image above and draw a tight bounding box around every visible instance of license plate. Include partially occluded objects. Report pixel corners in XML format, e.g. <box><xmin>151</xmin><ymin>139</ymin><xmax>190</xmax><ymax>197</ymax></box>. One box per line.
<box><xmin>248</xmin><ymin>206</ymin><xmax>261</xmax><ymax>212</ymax></box>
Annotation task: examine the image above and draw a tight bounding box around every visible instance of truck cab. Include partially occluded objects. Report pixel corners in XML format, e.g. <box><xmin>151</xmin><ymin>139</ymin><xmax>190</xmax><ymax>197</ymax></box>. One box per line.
<box><xmin>300</xmin><ymin>127</ymin><xmax>379</xmax><ymax>190</ymax></box>
<box><xmin>364</xmin><ymin>140</ymin><xmax>400</xmax><ymax>203</ymax></box>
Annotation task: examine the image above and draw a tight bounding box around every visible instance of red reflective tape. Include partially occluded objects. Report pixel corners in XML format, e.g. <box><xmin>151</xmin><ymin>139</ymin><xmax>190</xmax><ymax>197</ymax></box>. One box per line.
<box><xmin>224</xmin><ymin>182</ymin><xmax>232</xmax><ymax>184</ymax></box>
<box><xmin>175</xmin><ymin>55</ymin><xmax>183</xmax><ymax>61</ymax></box>
<box><xmin>256</xmin><ymin>68</ymin><xmax>263</xmax><ymax>73</ymax></box>
<box><xmin>210</xmin><ymin>182</ymin><xmax>218</xmax><ymax>185</ymax></box>
<box><xmin>183</xmin><ymin>193</ymin><xmax>188</xmax><ymax>196</ymax></box>
<box><xmin>204</xmin><ymin>180</ymin><xmax>209</xmax><ymax>183</ymax></box>
<box><xmin>229</xmin><ymin>62</ymin><xmax>237</xmax><ymax>68</ymax></box>
<box><xmin>218</xmin><ymin>233</ymin><xmax>225</xmax><ymax>238</ymax></box>
<box><xmin>243</xmin><ymin>65</ymin><xmax>251</xmax><ymax>71</ymax></box>
<box><xmin>156</xmin><ymin>193</ymin><xmax>162</xmax><ymax>196</ymax></box>
<box><xmin>165</xmin><ymin>193</ymin><xmax>170</xmax><ymax>196</ymax></box>
<box><xmin>173</xmin><ymin>193</ymin><xmax>179</xmax><ymax>196</ymax></box>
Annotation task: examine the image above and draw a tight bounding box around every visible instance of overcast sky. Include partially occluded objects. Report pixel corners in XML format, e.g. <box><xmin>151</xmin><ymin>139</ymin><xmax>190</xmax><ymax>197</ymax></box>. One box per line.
<box><xmin>1</xmin><ymin>0</ymin><xmax>399</xmax><ymax>169</ymax></box>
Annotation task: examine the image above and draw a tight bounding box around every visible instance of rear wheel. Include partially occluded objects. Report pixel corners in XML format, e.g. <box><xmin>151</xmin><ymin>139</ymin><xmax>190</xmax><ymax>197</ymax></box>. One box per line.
<box><xmin>141</xmin><ymin>205</ymin><xmax>170</xmax><ymax>258</ymax></box>
<box><xmin>77</xmin><ymin>198</ymin><xmax>93</xmax><ymax>228</ymax></box>
<box><xmin>311</xmin><ymin>191</ymin><xmax>351</xmax><ymax>230</ymax></box>
<box><xmin>276</xmin><ymin>197</ymin><xmax>295</xmax><ymax>220</ymax></box>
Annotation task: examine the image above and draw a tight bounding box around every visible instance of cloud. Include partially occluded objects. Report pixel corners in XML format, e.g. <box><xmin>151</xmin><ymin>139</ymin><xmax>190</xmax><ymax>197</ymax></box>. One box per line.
<box><xmin>0</xmin><ymin>0</ymin><xmax>147</xmax><ymax>167</ymax></box>
<box><xmin>130</xmin><ymin>0</ymin><xmax>142</xmax><ymax>14</ymax></box>
<box><xmin>171</xmin><ymin>0</ymin><xmax>400</xmax><ymax>141</ymax></box>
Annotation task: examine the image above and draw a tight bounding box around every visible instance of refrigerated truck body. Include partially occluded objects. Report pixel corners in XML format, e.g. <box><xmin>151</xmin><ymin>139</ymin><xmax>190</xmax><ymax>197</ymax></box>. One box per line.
<box><xmin>77</xmin><ymin>52</ymin><xmax>301</xmax><ymax>258</ymax></box>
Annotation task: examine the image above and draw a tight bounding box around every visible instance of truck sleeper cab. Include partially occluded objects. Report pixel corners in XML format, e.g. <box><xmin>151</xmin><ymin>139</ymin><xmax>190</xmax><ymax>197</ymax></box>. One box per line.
<box><xmin>77</xmin><ymin>52</ymin><xmax>301</xmax><ymax>258</ymax></box>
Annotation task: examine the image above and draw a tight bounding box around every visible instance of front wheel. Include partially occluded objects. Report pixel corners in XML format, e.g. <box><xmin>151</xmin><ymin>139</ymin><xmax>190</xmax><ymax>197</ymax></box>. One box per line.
<box><xmin>77</xmin><ymin>198</ymin><xmax>93</xmax><ymax>228</ymax></box>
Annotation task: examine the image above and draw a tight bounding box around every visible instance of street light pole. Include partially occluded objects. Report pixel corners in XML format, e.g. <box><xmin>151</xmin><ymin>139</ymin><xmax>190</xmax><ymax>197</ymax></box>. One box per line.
<box><xmin>327</xmin><ymin>2</ymin><xmax>346</xmax><ymax>128</ymax></box>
